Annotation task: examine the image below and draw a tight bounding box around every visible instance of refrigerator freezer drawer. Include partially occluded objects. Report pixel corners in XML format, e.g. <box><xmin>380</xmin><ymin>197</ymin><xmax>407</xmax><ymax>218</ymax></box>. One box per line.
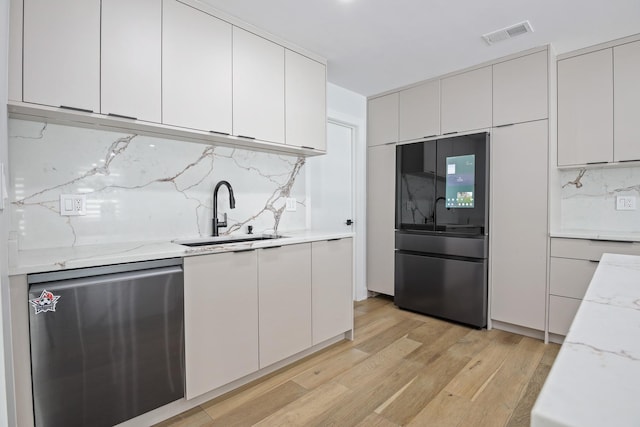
<box><xmin>395</xmin><ymin>231</ymin><xmax>488</xmax><ymax>259</ymax></box>
<box><xmin>394</xmin><ymin>251</ymin><xmax>487</xmax><ymax>328</ymax></box>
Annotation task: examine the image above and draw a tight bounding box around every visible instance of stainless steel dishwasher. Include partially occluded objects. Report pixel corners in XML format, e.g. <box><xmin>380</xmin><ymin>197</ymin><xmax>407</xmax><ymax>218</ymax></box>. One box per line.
<box><xmin>27</xmin><ymin>258</ymin><xmax>185</xmax><ymax>427</ymax></box>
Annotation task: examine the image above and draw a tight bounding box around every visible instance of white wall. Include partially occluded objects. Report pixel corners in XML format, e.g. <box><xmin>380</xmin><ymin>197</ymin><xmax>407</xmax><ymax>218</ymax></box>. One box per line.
<box><xmin>1</xmin><ymin>0</ymin><xmax>12</xmax><ymax>424</ymax></box>
<box><xmin>326</xmin><ymin>83</ymin><xmax>368</xmax><ymax>301</ymax></box>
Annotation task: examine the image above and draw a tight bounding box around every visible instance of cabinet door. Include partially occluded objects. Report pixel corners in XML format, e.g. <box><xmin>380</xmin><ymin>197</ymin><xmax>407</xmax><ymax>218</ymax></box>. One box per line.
<box><xmin>233</xmin><ymin>27</ymin><xmax>285</xmax><ymax>144</ymax></box>
<box><xmin>101</xmin><ymin>0</ymin><xmax>161</xmax><ymax>122</ymax></box>
<box><xmin>367</xmin><ymin>144</ymin><xmax>396</xmax><ymax>295</ymax></box>
<box><xmin>23</xmin><ymin>0</ymin><xmax>100</xmax><ymax>111</ymax></box>
<box><xmin>162</xmin><ymin>0</ymin><xmax>232</xmax><ymax>134</ymax></box>
<box><xmin>258</xmin><ymin>244</ymin><xmax>312</xmax><ymax>368</ymax></box>
<box><xmin>9</xmin><ymin>0</ymin><xmax>22</xmax><ymax>102</ymax></box>
<box><xmin>548</xmin><ymin>296</ymin><xmax>581</xmax><ymax>336</ymax></box>
<box><xmin>557</xmin><ymin>49</ymin><xmax>613</xmax><ymax>166</ymax></box>
<box><xmin>312</xmin><ymin>238</ymin><xmax>353</xmax><ymax>345</ymax></box>
<box><xmin>368</xmin><ymin>93</ymin><xmax>399</xmax><ymax>147</ymax></box>
<box><xmin>549</xmin><ymin>257</ymin><xmax>598</xmax><ymax>299</ymax></box>
<box><xmin>614</xmin><ymin>40</ymin><xmax>640</xmax><ymax>162</ymax></box>
<box><xmin>184</xmin><ymin>251</ymin><xmax>259</xmax><ymax>399</ymax></box>
<box><xmin>490</xmin><ymin>120</ymin><xmax>548</xmax><ymax>331</ymax></box>
<box><xmin>441</xmin><ymin>67</ymin><xmax>492</xmax><ymax>134</ymax></box>
<box><xmin>285</xmin><ymin>50</ymin><xmax>327</xmax><ymax>150</ymax></box>
<box><xmin>399</xmin><ymin>81</ymin><xmax>440</xmax><ymax>142</ymax></box>
<box><xmin>493</xmin><ymin>51</ymin><xmax>548</xmax><ymax>126</ymax></box>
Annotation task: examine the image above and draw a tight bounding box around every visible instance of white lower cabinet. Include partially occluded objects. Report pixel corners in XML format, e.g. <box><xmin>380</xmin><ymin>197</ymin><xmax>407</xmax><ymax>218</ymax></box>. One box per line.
<box><xmin>183</xmin><ymin>239</ymin><xmax>353</xmax><ymax>399</ymax></box>
<box><xmin>258</xmin><ymin>244</ymin><xmax>312</xmax><ymax>368</ymax></box>
<box><xmin>548</xmin><ymin>257</ymin><xmax>599</xmax><ymax>335</ymax></box>
<box><xmin>548</xmin><ymin>238</ymin><xmax>640</xmax><ymax>336</ymax></box>
<box><xmin>548</xmin><ymin>296</ymin><xmax>582</xmax><ymax>336</ymax></box>
<box><xmin>312</xmin><ymin>238</ymin><xmax>353</xmax><ymax>345</ymax></box>
<box><xmin>183</xmin><ymin>250</ymin><xmax>259</xmax><ymax>400</ymax></box>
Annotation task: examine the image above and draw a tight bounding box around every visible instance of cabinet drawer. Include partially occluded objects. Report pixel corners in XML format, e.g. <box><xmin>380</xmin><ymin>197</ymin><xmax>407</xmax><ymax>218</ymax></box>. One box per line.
<box><xmin>550</xmin><ymin>238</ymin><xmax>640</xmax><ymax>261</ymax></box>
<box><xmin>548</xmin><ymin>295</ymin><xmax>581</xmax><ymax>336</ymax></box>
<box><xmin>549</xmin><ymin>257</ymin><xmax>597</xmax><ymax>299</ymax></box>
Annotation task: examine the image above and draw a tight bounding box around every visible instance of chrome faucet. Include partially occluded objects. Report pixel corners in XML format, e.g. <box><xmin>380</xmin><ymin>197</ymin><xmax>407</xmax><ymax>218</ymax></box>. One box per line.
<box><xmin>212</xmin><ymin>180</ymin><xmax>236</xmax><ymax>236</ymax></box>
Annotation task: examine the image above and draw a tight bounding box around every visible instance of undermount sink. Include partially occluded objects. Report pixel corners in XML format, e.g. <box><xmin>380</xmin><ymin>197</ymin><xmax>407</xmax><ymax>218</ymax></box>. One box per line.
<box><xmin>175</xmin><ymin>234</ymin><xmax>284</xmax><ymax>247</ymax></box>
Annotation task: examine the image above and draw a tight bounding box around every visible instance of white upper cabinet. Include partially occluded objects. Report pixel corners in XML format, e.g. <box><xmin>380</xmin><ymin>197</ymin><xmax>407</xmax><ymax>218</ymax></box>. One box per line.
<box><xmin>233</xmin><ymin>27</ymin><xmax>285</xmax><ymax>144</ymax></box>
<box><xmin>162</xmin><ymin>0</ymin><xmax>232</xmax><ymax>134</ymax></box>
<box><xmin>101</xmin><ymin>0</ymin><xmax>162</xmax><ymax>122</ymax></box>
<box><xmin>13</xmin><ymin>0</ymin><xmax>327</xmax><ymax>155</ymax></box>
<box><xmin>557</xmin><ymin>49</ymin><xmax>613</xmax><ymax>166</ymax></box>
<box><xmin>23</xmin><ymin>0</ymin><xmax>100</xmax><ymax>112</ymax></box>
<box><xmin>285</xmin><ymin>50</ymin><xmax>327</xmax><ymax>151</ymax></box>
<box><xmin>441</xmin><ymin>66</ymin><xmax>492</xmax><ymax>134</ymax></box>
<box><xmin>368</xmin><ymin>93</ymin><xmax>399</xmax><ymax>147</ymax></box>
<box><xmin>398</xmin><ymin>80</ymin><xmax>440</xmax><ymax>141</ymax></box>
<box><xmin>614</xmin><ymin>40</ymin><xmax>640</xmax><ymax>162</ymax></box>
<box><xmin>493</xmin><ymin>51</ymin><xmax>548</xmax><ymax>126</ymax></box>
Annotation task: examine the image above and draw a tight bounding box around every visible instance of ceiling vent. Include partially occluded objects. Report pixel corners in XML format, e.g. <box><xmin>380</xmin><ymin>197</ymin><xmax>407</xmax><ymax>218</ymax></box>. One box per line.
<box><xmin>482</xmin><ymin>21</ymin><xmax>533</xmax><ymax>45</ymax></box>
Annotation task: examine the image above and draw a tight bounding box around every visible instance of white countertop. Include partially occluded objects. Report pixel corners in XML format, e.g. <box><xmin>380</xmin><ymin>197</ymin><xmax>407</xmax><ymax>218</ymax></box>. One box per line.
<box><xmin>550</xmin><ymin>229</ymin><xmax>640</xmax><ymax>242</ymax></box>
<box><xmin>9</xmin><ymin>230</ymin><xmax>354</xmax><ymax>275</ymax></box>
<box><xmin>531</xmin><ymin>253</ymin><xmax>640</xmax><ymax>427</ymax></box>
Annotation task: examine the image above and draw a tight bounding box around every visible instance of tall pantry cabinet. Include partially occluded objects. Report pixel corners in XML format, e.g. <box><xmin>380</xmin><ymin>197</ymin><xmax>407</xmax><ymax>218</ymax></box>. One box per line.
<box><xmin>489</xmin><ymin>50</ymin><xmax>549</xmax><ymax>332</ymax></box>
<box><xmin>366</xmin><ymin>93</ymin><xmax>398</xmax><ymax>296</ymax></box>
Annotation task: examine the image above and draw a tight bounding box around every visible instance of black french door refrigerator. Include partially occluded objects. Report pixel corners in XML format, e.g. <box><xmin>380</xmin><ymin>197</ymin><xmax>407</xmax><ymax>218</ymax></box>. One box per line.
<box><xmin>394</xmin><ymin>132</ymin><xmax>489</xmax><ymax>328</ymax></box>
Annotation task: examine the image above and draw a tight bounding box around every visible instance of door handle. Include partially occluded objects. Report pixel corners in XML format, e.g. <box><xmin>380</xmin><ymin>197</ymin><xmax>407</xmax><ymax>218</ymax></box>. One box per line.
<box><xmin>345</xmin><ymin>219</ymin><xmax>353</xmax><ymax>226</ymax></box>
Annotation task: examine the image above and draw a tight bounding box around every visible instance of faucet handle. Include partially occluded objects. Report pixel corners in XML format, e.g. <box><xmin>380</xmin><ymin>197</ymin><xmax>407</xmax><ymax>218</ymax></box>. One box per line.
<box><xmin>222</xmin><ymin>212</ymin><xmax>227</xmax><ymax>224</ymax></box>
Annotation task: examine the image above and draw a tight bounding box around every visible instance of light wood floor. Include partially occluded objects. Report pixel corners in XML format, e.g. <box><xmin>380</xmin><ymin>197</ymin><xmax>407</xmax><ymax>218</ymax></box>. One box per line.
<box><xmin>157</xmin><ymin>296</ymin><xmax>559</xmax><ymax>427</ymax></box>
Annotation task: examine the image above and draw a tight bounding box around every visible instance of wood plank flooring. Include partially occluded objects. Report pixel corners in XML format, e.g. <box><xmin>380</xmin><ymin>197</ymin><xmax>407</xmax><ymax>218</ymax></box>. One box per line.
<box><xmin>156</xmin><ymin>296</ymin><xmax>559</xmax><ymax>427</ymax></box>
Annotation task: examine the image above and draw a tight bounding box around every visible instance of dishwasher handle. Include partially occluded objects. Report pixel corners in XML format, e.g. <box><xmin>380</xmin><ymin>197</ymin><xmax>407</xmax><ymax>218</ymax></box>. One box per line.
<box><xmin>28</xmin><ymin>265</ymin><xmax>183</xmax><ymax>295</ymax></box>
<box><xmin>28</xmin><ymin>258</ymin><xmax>183</xmax><ymax>285</ymax></box>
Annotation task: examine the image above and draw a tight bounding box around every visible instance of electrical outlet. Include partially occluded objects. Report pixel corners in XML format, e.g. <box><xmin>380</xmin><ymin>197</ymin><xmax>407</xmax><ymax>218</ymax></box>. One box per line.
<box><xmin>60</xmin><ymin>194</ymin><xmax>87</xmax><ymax>216</ymax></box>
<box><xmin>616</xmin><ymin>196</ymin><xmax>636</xmax><ymax>211</ymax></box>
<box><xmin>286</xmin><ymin>198</ymin><xmax>297</xmax><ymax>212</ymax></box>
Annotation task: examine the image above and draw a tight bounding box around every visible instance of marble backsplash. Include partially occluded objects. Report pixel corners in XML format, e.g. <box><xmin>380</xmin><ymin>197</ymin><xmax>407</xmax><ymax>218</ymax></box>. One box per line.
<box><xmin>559</xmin><ymin>166</ymin><xmax>640</xmax><ymax>233</ymax></box>
<box><xmin>8</xmin><ymin>119</ymin><xmax>306</xmax><ymax>250</ymax></box>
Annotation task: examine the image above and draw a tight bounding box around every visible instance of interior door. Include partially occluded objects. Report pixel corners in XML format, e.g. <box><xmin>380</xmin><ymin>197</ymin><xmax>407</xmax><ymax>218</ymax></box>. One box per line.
<box><xmin>307</xmin><ymin>122</ymin><xmax>354</xmax><ymax>231</ymax></box>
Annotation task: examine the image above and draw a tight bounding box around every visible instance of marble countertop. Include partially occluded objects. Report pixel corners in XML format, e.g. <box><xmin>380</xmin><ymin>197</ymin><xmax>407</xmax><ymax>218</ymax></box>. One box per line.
<box><xmin>550</xmin><ymin>229</ymin><xmax>640</xmax><ymax>242</ymax></box>
<box><xmin>9</xmin><ymin>230</ymin><xmax>354</xmax><ymax>275</ymax></box>
<box><xmin>531</xmin><ymin>253</ymin><xmax>640</xmax><ymax>427</ymax></box>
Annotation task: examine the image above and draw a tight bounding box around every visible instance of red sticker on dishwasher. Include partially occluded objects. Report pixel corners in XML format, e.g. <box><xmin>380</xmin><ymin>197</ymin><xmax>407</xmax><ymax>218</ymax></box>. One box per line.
<box><xmin>29</xmin><ymin>290</ymin><xmax>61</xmax><ymax>315</ymax></box>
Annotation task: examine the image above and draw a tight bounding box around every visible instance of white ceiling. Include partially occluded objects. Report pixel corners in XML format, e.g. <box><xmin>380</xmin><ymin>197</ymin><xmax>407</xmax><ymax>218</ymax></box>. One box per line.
<box><xmin>198</xmin><ymin>0</ymin><xmax>640</xmax><ymax>97</ymax></box>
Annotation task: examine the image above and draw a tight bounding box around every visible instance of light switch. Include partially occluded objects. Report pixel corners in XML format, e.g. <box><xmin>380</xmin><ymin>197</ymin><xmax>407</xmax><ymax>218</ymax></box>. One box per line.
<box><xmin>60</xmin><ymin>194</ymin><xmax>87</xmax><ymax>216</ymax></box>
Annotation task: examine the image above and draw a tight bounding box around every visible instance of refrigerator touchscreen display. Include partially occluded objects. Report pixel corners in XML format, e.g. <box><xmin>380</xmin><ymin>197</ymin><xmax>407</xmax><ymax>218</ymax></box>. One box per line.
<box><xmin>445</xmin><ymin>154</ymin><xmax>475</xmax><ymax>208</ymax></box>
